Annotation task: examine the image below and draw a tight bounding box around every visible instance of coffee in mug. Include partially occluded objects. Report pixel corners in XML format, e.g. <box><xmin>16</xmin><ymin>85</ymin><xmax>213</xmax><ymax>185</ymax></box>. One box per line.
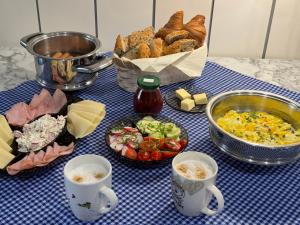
<box><xmin>175</xmin><ymin>160</ymin><xmax>213</xmax><ymax>180</ymax></box>
<box><xmin>172</xmin><ymin>151</ymin><xmax>224</xmax><ymax>216</ymax></box>
<box><xmin>68</xmin><ymin>163</ymin><xmax>107</xmax><ymax>184</ymax></box>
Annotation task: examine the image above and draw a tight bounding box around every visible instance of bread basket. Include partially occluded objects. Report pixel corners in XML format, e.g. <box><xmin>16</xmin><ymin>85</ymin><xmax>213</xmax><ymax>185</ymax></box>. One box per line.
<box><xmin>113</xmin><ymin>43</ymin><xmax>207</xmax><ymax>92</ymax></box>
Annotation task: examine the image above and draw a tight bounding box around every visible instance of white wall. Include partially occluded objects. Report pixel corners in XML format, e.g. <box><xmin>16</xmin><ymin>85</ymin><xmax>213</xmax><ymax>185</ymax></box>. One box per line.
<box><xmin>266</xmin><ymin>0</ymin><xmax>300</xmax><ymax>59</ymax></box>
<box><xmin>0</xmin><ymin>0</ymin><xmax>299</xmax><ymax>59</ymax></box>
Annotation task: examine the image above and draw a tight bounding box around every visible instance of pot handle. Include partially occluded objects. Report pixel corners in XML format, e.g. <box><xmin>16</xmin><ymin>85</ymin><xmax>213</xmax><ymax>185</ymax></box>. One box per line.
<box><xmin>20</xmin><ymin>32</ymin><xmax>43</xmax><ymax>48</ymax></box>
<box><xmin>73</xmin><ymin>55</ymin><xmax>113</xmax><ymax>73</ymax></box>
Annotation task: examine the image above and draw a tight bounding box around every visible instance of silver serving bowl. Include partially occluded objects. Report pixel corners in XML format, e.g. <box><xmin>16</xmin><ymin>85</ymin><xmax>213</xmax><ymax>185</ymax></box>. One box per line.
<box><xmin>20</xmin><ymin>31</ymin><xmax>112</xmax><ymax>91</ymax></box>
<box><xmin>206</xmin><ymin>90</ymin><xmax>300</xmax><ymax>165</ymax></box>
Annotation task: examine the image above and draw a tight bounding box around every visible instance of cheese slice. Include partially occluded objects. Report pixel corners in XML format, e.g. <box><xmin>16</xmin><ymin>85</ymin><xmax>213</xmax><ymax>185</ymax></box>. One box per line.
<box><xmin>193</xmin><ymin>93</ymin><xmax>208</xmax><ymax>105</ymax></box>
<box><xmin>175</xmin><ymin>89</ymin><xmax>191</xmax><ymax>100</ymax></box>
<box><xmin>0</xmin><ymin>115</ymin><xmax>13</xmax><ymax>145</ymax></box>
<box><xmin>73</xmin><ymin>110</ymin><xmax>103</xmax><ymax>124</ymax></box>
<box><xmin>181</xmin><ymin>98</ymin><xmax>195</xmax><ymax>111</ymax></box>
<box><xmin>67</xmin><ymin>111</ymin><xmax>97</xmax><ymax>139</ymax></box>
<box><xmin>67</xmin><ymin>100</ymin><xmax>106</xmax><ymax>138</ymax></box>
<box><xmin>0</xmin><ymin>148</ymin><xmax>15</xmax><ymax>169</ymax></box>
<box><xmin>72</xmin><ymin>100</ymin><xmax>104</xmax><ymax>107</ymax></box>
<box><xmin>68</xmin><ymin>103</ymin><xmax>105</xmax><ymax>115</ymax></box>
<box><xmin>0</xmin><ymin>138</ymin><xmax>12</xmax><ymax>152</ymax></box>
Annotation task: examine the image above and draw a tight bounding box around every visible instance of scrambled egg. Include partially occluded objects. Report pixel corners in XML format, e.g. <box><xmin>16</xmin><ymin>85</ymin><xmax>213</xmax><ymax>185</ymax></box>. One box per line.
<box><xmin>217</xmin><ymin>110</ymin><xmax>300</xmax><ymax>145</ymax></box>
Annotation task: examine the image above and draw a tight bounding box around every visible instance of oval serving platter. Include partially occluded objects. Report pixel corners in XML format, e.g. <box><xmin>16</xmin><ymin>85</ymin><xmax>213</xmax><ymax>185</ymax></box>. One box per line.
<box><xmin>1</xmin><ymin>95</ymin><xmax>82</xmax><ymax>175</ymax></box>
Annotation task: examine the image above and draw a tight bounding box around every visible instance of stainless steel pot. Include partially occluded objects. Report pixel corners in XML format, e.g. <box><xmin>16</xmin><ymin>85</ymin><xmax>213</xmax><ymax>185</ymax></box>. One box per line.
<box><xmin>206</xmin><ymin>90</ymin><xmax>300</xmax><ymax>165</ymax></box>
<box><xmin>20</xmin><ymin>31</ymin><xmax>112</xmax><ymax>91</ymax></box>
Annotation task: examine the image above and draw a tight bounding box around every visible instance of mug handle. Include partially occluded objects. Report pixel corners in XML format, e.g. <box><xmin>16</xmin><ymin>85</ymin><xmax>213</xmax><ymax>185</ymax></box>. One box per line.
<box><xmin>201</xmin><ymin>185</ymin><xmax>224</xmax><ymax>216</ymax></box>
<box><xmin>98</xmin><ymin>186</ymin><xmax>118</xmax><ymax>214</ymax></box>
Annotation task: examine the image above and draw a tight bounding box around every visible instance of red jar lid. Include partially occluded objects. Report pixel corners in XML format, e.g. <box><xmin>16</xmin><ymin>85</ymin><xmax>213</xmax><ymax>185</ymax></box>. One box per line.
<box><xmin>137</xmin><ymin>75</ymin><xmax>160</xmax><ymax>90</ymax></box>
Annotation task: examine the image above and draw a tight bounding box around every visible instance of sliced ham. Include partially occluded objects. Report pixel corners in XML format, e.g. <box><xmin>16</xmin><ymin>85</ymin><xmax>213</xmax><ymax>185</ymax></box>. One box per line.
<box><xmin>33</xmin><ymin>150</ymin><xmax>47</xmax><ymax>167</ymax></box>
<box><xmin>5</xmin><ymin>102</ymin><xmax>32</xmax><ymax>126</ymax></box>
<box><xmin>52</xmin><ymin>89</ymin><xmax>67</xmax><ymax>113</ymax></box>
<box><xmin>7</xmin><ymin>142</ymin><xmax>75</xmax><ymax>175</ymax></box>
<box><xmin>6</xmin><ymin>152</ymin><xmax>35</xmax><ymax>175</ymax></box>
<box><xmin>30</xmin><ymin>89</ymin><xmax>55</xmax><ymax>118</ymax></box>
<box><xmin>43</xmin><ymin>146</ymin><xmax>57</xmax><ymax>162</ymax></box>
<box><xmin>54</xmin><ymin>142</ymin><xmax>74</xmax><ymax>155</ymax></box>
<box><xmin>6</xmin><ymin>88</ymin><xmax>67</xmax><ymax>126</ymax></box>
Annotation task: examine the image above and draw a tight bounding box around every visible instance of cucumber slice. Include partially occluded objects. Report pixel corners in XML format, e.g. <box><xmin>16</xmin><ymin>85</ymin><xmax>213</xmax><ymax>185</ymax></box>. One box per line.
<box><xmin>150</xmin><ymin>132</ymin><xmax>165</xmax><ymax>139</ymax></box>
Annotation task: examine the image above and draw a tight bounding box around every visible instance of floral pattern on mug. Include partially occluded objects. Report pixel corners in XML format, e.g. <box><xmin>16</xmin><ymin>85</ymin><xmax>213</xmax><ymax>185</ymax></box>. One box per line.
<box><xmin>172</xmin><ymin>177</ymin><xmax>185</xmax><ymax>209</ymax></box>
<box><xmin>78</xmin><ymin>202</ymin><xmax>91</xmax><ymax>209</ymax></box>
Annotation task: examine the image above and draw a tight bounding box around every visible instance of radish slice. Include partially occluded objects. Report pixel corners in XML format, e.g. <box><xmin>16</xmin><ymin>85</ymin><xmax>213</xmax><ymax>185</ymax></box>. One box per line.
<box><xmin>121</xmin><ymin>146</ymin><xmax>128</xmax><ymax>156</ymax></box>
<box><xmin>124</xmin><ymin>127</ymin><xmax>139</xmax><ymax>132</ymax></box>
<box><xmin>115</xmin><ymin>144</ymin><xmax>124</xmax><ymax>152</ymax></box>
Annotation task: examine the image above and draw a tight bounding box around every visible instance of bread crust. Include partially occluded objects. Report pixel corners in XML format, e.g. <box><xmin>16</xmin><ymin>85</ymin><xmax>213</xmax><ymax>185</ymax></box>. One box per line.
<box><xmin>115</xmin><ymin>35</ymin><xmax>129</xmax><ymax>56</ymax></box>
<box><xmin>150</xmin><ymin>38</ymin><xmax>163</xmax><ymax>57</ymax></box>
<box><xmin>165</xmin><ymin>30</ymin><xmax>189</xmax><ymax>45</ymax></box>
<box><xmin>164</xmin><ymin>39</ymin><xmax>197</xmax><ymax>55</ymax></box>
<box><xmin>164</xmin><ymin>10</ymin><xmax>184</xmax><ymax>30</ymax></box>
<box><xmin>138</xmin><ymin>43</ymin><xmax>151</xmax><ymax>58</ymax></box>
<box><xmin>184</xmin><ymin>15</ymin><xmax>206</xmax><ymax>47</ymax></box>
<box><xmin>129</xmin><ymin>26</ymin><xmax>154</xmax><ymax>48</ymax></box>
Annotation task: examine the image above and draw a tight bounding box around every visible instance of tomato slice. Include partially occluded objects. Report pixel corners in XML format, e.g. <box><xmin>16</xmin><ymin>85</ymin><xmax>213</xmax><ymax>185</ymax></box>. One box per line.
<box><xmin>125</xmin><ymin>147</ymin><xmax>137</xmax><ymax>160</ymax></box>
<box><xmin>159</xmin><ymin>138</ymin><xmax>165</xmax><ymax>149</ymax></box>
<box><xmin>151</xmin><ymin>150</ymin><xmax>162</xmax><ymax>161</ymax></box>
<box><xmin>161</xmin><ymin>151</ymin><xmax>178</xmax><ymax>159</ymax></box>
<box><xmin>164</xmin><ymin>138</ymin><xmax>181</xmax><ymax>151</ymax></box>
<box><xmin>137</xmin><ymin>151</ymin><xmax>151</xmax><ymax>161</ymax></box>
<box><xmin>179</xmin><ymin>139</ymin><xmax>188</xmax><ymax>150</ymax></box>
<box><xmin>139</xmin><ymin>139</ymin><xmax>159</xmax><ymax>152</ymax></box>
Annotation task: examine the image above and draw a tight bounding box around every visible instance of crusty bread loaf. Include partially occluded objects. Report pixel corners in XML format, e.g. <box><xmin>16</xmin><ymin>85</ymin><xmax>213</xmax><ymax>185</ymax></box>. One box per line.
<box><xmin>150</xmin><ymin>38</ymin><xmax>163</xmax><ymax>57</ymax></box>
<box><xmin>163</xmin><ymin>39</ymin><xmax>197</xmax><ymax>55</ymax></box>
<box><xmin>138</xmin><ymin>43</ymin><xmax>151</xmax><ymax>58</ymax></box>
<box><xmin>114</xmin><ymin>35</ymin><xmax>129</xmax><ymax>56</ymax></box>
<box><xmin>165</xmin><ymin>30</ymin><xmax>189</xmax><ymax>45</ymax></box>
<box><xmin>129</xmin><ymin>26</ymin><xmax>154</xmax><ymax>48</ymax></box>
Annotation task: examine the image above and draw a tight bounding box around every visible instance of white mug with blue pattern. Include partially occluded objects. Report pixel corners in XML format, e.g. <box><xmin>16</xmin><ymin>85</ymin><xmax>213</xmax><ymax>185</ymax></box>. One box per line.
<box><xmin>64</xmin><ymin>154</ymin><xmax>118</xmax><ymax>221</ymax></box>
<box><xmin>172</xmin><ymin>151</ymin><xmax>224</xmax><ymax>216</ymax></box>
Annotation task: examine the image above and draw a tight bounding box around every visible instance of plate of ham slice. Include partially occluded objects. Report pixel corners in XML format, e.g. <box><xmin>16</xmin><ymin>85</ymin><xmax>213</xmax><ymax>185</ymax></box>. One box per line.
<box><xmin>2</xmin><ymin>88</ymin><xmax>82</xmax><ymax>176</ymax></box>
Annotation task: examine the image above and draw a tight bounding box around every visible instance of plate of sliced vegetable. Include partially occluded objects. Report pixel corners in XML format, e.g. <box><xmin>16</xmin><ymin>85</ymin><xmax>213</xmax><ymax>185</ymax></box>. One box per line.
<box><xmin>105</xmin><ymin>115</ymin><xmax>188</xmax><ymax>168</ymax></box>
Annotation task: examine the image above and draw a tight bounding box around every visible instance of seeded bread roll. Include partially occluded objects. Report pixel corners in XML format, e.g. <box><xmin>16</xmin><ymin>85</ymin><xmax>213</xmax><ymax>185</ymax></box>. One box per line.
<box><xmin>123</xmin><ymin>46</ymin><xmax>139</xmax><ymax>60</ymax></box>
<box><xmin>114</xmin><ymin>35</ymin><xmax>129</xmax><ymax>56</ymax></box>
<box><xmin>165</xmin><ymin>30</ymin><xmax>189</xmax><ymax>45</ymax></box>
<box><xmin>150</xmin><ymin>38</ymin><xmax>163</xmax><ymax>57</ymax></box>
<box><xmin>129</xmin><ymin>26</ymin><xmax>154</xmax><ymax>48</ymax></box>
<box><xmin>163</xmin><ymin>39</ymin><xmax>197</xmax><ymax>55</ymax></box>
<box><xmin>138</xmin><ymin>43</ymin><xmax>151</xmax><ymax>58</ymax></box>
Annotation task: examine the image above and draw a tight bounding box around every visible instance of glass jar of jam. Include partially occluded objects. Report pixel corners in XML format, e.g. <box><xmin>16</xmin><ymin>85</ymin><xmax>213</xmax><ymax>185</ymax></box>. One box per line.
<box><xmin>133</xmin><ymin>75</ymin><xmax>163</xmax><ymax>115</ymax></box>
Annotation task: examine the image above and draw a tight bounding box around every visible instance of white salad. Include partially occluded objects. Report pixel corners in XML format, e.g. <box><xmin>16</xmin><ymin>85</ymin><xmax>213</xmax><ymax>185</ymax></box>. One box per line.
<box><xmin>14</xmin><ymin>114</ymin><xmax>66</xmax><ymax>153</ymax></box>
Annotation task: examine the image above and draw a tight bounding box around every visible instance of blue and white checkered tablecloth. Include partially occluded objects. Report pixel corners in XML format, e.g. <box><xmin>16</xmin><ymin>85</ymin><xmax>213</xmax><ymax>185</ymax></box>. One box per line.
<box><xmin>1</xmin><ymin>62</ymin><xmax>300</xmax><ymax>225</ymax></box>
